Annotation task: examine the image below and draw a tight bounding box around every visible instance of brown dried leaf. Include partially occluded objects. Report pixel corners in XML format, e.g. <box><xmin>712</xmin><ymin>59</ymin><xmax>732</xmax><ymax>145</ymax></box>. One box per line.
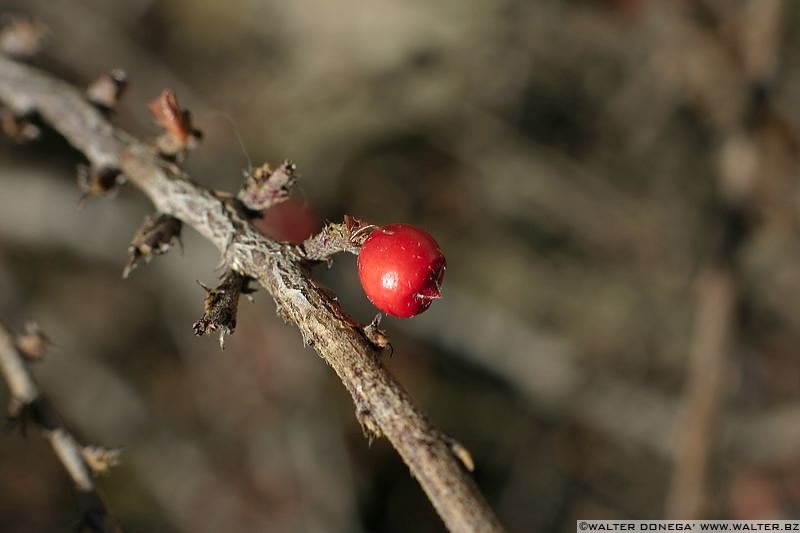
<box><xmin>147</xmin><ymin>89</ymin><xmax>201</xmax><ymax>155</ymax></box>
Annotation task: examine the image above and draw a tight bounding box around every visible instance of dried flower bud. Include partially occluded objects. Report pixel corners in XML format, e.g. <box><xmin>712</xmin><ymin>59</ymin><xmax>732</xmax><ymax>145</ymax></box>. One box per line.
<box><xmin>1</xmin><ymin>108</ymin><xmax>40</xmax><ymax>142</ymax></box>
<box><xmin>86</xmin><ymin>69</ymin><xmax>128</xmax><ymax>111</ymax></box>
<box><xmin>238</xmin><ymin>160</ymin><xmax>297</xmax><ymax>212</ymax></box>
<box><xmin>77</xmin><ymin>165</ymin><xmax>124</xmax><ymax>206</ymax></box>
<box><xmin>123</xmin><ymin>213</ymin><xmax>183</xmax><ymax>278</ymax></box>
<box><xmin>193</xmin><ymin>271</ymin><xmax>254</xmax><ymax>350</ymax></box>
<box><xmin>0</xmin><ymin>16</ymin><xmax>48</xmax><ymax>59</ymax></box>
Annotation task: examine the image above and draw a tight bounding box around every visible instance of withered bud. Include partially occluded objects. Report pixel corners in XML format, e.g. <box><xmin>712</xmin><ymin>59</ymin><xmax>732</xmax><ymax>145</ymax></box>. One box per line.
<box><xmin>77</xmin><ymin>164</ymin><xmax>124</xmax><ymax>206</ymax></box>
<box><xmin>302</xmin><ymin>215</ymin><xmax>376</xmax><ymax>262</ymax></box>
<box><xmin>123</xmin><ymin>213</ymin><xmax>182</xmax><ymax>278</ymax></box>
<box><xmin>192</xmin><ymin>271</ymin><xmax>254</xmax><ymax>350</ymax></box>
<box><xmin>0</xmin><ymin>15</ymin><xmax>48</xmax><ymax>59</ymax></box>
<box><xmin>1</xmin><ymin>108</ymin><xmax>40</xmax><ymax>142</ymax></box>
<box><xmin>148</xmin><ymin>89</ymin><xmax>201</xmax><ymax>156</ymax></box>
<box><xmin>81</xmin><ymin>445</ymin><xmax>122</xmax><ymax>475</ymax></box>
<box><xmin>446</xmin><ymin>436</ymin><xmax>475</xmax><ymax>472</ymax></box>
<box><xmin>86</xmin><ymin>69</ymin><xmax>128</xmax><ymax>111</ymax></box>
<box><xmin>356</xmin><ymin>407</ymin><xmax>382</xmax><ymax>443</ymax></box>
<box><xmin>14</xmin><ymin>322</ymin><xmax>49</xmax><ymax>361</ymax></box>
<box><xmin>238</xmin><ymin>160</ymin><xmax>297</xmax><ymax>212</ymax></box>
<box><xmin>363</xmin><ymin>314</ymin><xmax>391</xmax><ymax>354</ymax></box>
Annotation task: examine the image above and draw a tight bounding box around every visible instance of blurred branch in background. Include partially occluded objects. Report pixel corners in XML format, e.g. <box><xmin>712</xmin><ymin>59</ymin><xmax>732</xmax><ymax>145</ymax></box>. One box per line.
<box><xmin>0</xmin><ymin>323</ymin><xmax>122</xmax><ymax>532</ymax></box>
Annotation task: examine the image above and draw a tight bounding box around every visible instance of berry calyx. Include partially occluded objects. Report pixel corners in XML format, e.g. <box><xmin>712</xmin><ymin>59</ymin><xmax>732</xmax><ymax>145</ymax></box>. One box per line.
<box><xmin>357</xmin><ymin>223</ymin><xmax>446</xmax><ymax>318</ymax></box>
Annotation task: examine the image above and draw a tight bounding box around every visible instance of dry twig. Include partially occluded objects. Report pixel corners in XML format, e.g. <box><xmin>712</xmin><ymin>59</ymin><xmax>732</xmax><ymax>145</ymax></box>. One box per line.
<box><xmin>0</xmin><ymin>54</ymin><xmax>502</xmax><ymax>532</ymax></box>
<box><xmin>0</xmin><ymin>324</ymin><xmax>121</xmax><ymax>532</ymax></box>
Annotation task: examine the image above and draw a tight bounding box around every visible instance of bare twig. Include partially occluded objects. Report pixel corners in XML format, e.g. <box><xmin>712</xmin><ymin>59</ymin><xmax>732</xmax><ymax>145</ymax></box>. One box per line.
<box><xmin>666</xmin><ymin>270</ymin><xmax>736</xmax><ymax>519</ymax></box>
<box><xmin>0</xmin><ymin>54</ymin><xmax>502</xmax><ymax>532</ymax></box>
<box><xmin>0</xmin><ymin>324</ymin><xmax>121</xmax><ymax>532</ymax></box>
<box><xmin>664</xmin><ymin>0</ymin><xmax>785</xmax><ymax>517</ymax></box>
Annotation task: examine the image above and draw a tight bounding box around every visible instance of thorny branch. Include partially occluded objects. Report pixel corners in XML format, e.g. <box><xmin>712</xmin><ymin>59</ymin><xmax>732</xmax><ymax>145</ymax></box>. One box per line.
<box><xmin>0</xmin><ymin>54</ymin><xmax>503</xmax><ymax>532</ymax></box>
<box><xmin>0</xmin><ymin>324</ymin><xmax>121</xmax><ymax>532</ymax></box>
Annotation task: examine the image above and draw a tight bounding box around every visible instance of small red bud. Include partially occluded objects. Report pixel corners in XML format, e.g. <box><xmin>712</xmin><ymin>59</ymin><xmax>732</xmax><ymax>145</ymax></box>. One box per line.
<box><xmin>357</xmin><ymin>223</ymin><xmax>446</xmax><ymax>318</ymax></box>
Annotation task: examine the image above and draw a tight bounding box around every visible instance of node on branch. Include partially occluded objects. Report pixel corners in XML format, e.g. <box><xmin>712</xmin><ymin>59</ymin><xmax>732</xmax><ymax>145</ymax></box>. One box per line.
<box><xmin>237</xmin><ymin>160</ymin><xmax>297</xmax><ymax>213</ymax></box>
<box><xmin>147</xmin><ymin>89</ymin><xmax>201</xmax><ymax>157</ymax></box>
<box><xmin>77</xmin><ymin>164</ymin><xmax>125</xmax><ymax>206</ymax></box>
<box><xmin>192</xmin><ymin>271</ymin><xmax>254</xmax><ymax>350</ymax></box>
<box><xmin>86</xmin><ymin>69</ymin><xmax>128</xmax><ymax>113</ymax></box>
<box><xmin>123</xmin><ymin>213</ymin><xmax>183</xmax><ymax>279</ymax></box>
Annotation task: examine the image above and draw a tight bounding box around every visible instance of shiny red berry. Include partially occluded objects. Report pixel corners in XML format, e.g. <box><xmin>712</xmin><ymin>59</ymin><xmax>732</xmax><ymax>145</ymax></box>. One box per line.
<box><xmin>357</xmin><ymin>223</ymin><xmax>446</xmax><ymax>318</ymax></box>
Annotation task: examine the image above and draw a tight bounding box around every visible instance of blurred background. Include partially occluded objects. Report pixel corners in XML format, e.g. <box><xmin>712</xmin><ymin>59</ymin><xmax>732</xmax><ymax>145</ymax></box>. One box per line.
<box><xmin>1</xmin><ymin>0</ymin><xmax>800</xmax><ymax>531</ymax></box>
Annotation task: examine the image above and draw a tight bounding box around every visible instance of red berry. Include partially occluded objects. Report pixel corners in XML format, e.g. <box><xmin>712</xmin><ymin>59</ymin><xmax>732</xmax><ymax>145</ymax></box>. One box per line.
<box><xmin>357</xmin><ymin>223</ymin><xmax>446</xmax><ymax>318</ymax></box>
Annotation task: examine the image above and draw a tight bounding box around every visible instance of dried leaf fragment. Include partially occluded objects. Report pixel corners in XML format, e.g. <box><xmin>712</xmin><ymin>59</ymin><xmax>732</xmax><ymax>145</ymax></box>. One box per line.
<box><xmin>86</xmin><ymin>69</ymin><xmax>127</xmax><ymax>111</ymax></box>
<box><xmin>123</xmin><ymin>213</ymin><xmax>183</xmax><ymax>278</ymax></box>
<box><xmin>0</xmin><ymin>16</ymin><xmax>48</xmax><ymax>59</ymax></box>
<box><xmin>148</xmin><ymin>89</ymin><xmax>201</xmax><ymax>155</ymax></box>
<box><xmin>192</xmin><ymin>271</ymin><xmax>253</xmax><ymax>349</ymax></box>
<box><xmin>238</xmin><ymin>160</ymin><xmax>297</xmax><ymax>212</ymax></box>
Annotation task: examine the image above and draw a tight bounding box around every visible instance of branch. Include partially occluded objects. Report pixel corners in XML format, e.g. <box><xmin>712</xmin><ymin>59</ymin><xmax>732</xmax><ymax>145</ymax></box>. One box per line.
<box><xmin>0</xmin><ymin>324</ymin><xmax>121</xmax><ymax>532</ymax></box>
<box><xmin>0</xmin><ymin>55</ymin><xmax>503</xmax><ymax>532</ymax></box>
